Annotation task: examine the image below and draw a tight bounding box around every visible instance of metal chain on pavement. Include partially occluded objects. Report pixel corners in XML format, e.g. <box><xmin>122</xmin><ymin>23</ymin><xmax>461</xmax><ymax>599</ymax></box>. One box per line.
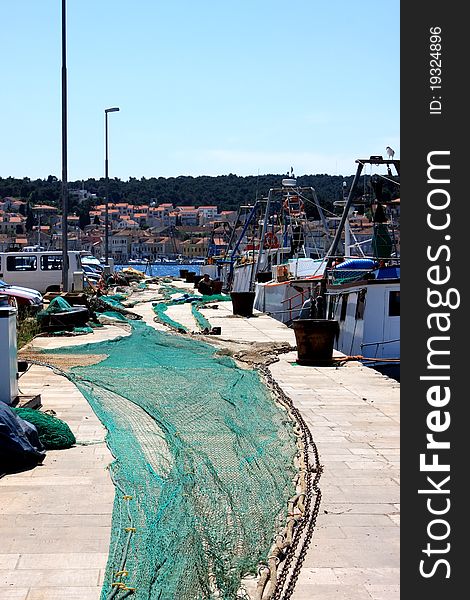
<box><xmin>258</xmin><ymin>363</ymin><xmax>323</xmax><ymax>600</ymax></box>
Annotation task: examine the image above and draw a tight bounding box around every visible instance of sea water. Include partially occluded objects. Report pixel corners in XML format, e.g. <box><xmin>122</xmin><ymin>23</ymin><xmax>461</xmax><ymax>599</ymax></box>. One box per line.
<box><xmin>114</xmin><ymin>263</ymin><xmax>202</xmax><ymax>278</ymax></box>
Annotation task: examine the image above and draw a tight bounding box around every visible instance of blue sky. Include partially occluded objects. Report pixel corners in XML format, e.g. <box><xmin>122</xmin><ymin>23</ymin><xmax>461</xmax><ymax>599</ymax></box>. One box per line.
<box><xmin>1</xmin><ymin>1</ymin><xmax>399</xmax><ymax>180</ymax></box>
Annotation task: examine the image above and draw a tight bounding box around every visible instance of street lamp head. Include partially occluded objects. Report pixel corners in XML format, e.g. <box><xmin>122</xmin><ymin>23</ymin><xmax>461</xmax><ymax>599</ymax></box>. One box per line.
<box><xmin>105</xmin><ymin>107</ymin><xmax>120</xmax><ymax>113</ymax></box>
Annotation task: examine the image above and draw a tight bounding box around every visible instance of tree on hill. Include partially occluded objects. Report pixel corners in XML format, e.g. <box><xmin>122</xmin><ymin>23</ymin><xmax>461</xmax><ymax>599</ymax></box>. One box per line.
<box><xmin>25</xmin><ymin>203</ymin><xmax>35</xmax><ymax>232</ymax></box>
<box><xmin>74</xmin><ymin>198</ymin><xmax>94</xmax><ymax>230</ymax></box>
<box><xmin>0</xmin><ymin>172</ymin><xmax>399</xmax><ymax>216</ymax></box>
<box><xmin>78</xmin><ymin>211</ymin><xmax>91</xmax><ymax>230</ymax></box>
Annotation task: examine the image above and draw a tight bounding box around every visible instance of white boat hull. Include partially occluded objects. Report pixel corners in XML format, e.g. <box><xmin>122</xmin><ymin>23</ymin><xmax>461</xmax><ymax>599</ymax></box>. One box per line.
<box><xmin>326</xmin><ymin>279</ymin><xmax>400</xmax><ymax>361</ymax></box>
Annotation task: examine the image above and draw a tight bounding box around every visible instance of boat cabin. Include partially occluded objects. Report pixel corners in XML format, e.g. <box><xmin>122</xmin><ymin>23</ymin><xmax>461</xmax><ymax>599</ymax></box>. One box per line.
<box><xmin>326</xmin><ymin>266</ymin><xmax>400</xmax><ymax>362</ymax></box>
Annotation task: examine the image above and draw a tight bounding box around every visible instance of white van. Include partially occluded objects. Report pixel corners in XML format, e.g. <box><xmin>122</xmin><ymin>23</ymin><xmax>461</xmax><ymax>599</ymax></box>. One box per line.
<box><xmin>0</xmin><ymin>251</ymin><xmax>84</xmax><ymax>294</ymax></box>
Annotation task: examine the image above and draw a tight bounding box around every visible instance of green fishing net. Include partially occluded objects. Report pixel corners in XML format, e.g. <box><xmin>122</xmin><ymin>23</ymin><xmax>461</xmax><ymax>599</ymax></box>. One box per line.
<box><xmin>330</xmin><ymin>270</ymin><xmax>367</xmax><ymax>284</ymax></box>
<box><xmin>38</xmin><ymin>296</ymin><xmax>74</xmax><ymax>316</ymax></box>
<box><xmin>13</xmin><ymin>407</ymin><xmax>76</xmax><ymax>449</ymax></box>
<box><xmin>154</xmin><ymin>290</ymin><xmax>230</xmax><ymax>333</ymax></box>
<box><xmin>46</xmin><ymin>320</ymin><xmax>297</xmax><ymax>599</ymax></box>
<box><xmin>49</xmin><ymin>326</ymin><xmax>95</xmax><ymax>336</ymax></box>
<box><xmin>160</xmin><ymin>284</ymin><xmax>187</xmax><ymax>300</ymax></box>
<box><xmin>100</xmin><ymin>310</ymin><xmax>129</xmax><ymax>322</ymax></box>
<box><xmin>191</xmin><ymin>303</ymin><xmax>212</xmax><ymax>331</ymax></box>
<box><xmin>100</xmin><ymin>295</ymin><xmax>128</xmax><ymax>309</ymax></box>
<box><xmin>153</xmin><ymin>302</ymin><xmax>189</xmax><ymax>332</ymax></box>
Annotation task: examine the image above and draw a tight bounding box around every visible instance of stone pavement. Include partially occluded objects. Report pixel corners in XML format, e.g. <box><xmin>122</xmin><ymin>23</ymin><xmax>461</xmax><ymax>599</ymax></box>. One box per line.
<box><xmin>270</xmin><ymin>355</ymin><xmax>399</xmax><ymax>600</ymax></box>
<box><xmin>1</xmin><ymin>287</ymin><xmax>399</xmax><ymax>599</ymax></box>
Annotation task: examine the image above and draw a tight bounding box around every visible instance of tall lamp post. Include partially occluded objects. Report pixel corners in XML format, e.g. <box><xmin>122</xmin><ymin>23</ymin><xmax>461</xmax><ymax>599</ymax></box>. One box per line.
<box><xmin>104</xmin><ymin>107</ymin><xmax>120</xmax><ymax>265</ymax></box>
<box><xmin>61</xmin><ymin>0</ymin><xmax>69</xmax><ymax>290</ymax></box>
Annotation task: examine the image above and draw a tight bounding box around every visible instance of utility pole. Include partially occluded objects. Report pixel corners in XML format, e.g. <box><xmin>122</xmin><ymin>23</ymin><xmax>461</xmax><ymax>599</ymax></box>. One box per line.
<box><xmin>61</xmin><ymin>0</ymin><xmax>69</xmax><ymax>290</ymax></box>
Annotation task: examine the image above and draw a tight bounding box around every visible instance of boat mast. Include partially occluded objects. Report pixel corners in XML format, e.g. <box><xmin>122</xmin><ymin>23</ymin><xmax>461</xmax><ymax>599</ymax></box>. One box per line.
<box><xmin>326</xmin><ymin>161</ymin><xmax>364</xmax><ymax>264</ymax></box>
<box><xmin>254</xmin><ymin>188</ymin><xmax>273</xmax><ymax>280</ymax></box>
<box><xmin>227</xmin><ymin>202</ymin><xmax>260</xmax><ymax>288</ymax></box>
<box><xmin>333</xmin><ymin>182</ymin><xmax>352</xmax><ymax>258</ymax></box>
<box><xmin>325</xmin><ymin>156</ymin><xmax>400</xmax><ymax>266</ymax></box>
<box><xmin>309</xmin><ymin>187</ymin><xmax>331</xmax><ymax>246</ymax></box>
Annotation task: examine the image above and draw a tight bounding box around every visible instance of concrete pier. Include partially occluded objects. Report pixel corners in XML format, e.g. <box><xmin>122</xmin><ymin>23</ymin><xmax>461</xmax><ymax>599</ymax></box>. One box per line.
<box><xmin>1</xmin><ymin>286</ymin><xmax>399</xmax><ymax>599</ymax></box>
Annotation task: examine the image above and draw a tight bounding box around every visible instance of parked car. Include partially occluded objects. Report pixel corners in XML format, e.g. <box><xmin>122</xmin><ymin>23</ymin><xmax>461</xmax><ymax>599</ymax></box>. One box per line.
<box><xmin>80</xmin><ymin>254</ymin><xmax>104</xmax><ymax>273</ymax></box>
<box><xmin>82</xmin><ymin>265</ymin><xmax>101</xmax><ymax>283</ymax></box>
<box><xmin>0</xmin><ymin>280</ymin><xmax>43</xmax><ymax>314</ymax></box>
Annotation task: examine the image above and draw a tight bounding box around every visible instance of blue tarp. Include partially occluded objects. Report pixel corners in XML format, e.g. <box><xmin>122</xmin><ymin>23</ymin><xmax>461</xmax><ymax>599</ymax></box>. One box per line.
<box><xmin>0</xmin><ymin>403</ymin><xmax>46</xmax><ymax>474</ymax></box>
<box><xmin>374</xmin><ymin>266</ymin><xmax>400</xmax><ymax>280</ymax></box>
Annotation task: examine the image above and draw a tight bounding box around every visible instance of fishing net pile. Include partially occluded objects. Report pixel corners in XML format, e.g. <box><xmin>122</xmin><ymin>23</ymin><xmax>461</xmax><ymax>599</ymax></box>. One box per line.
<box><xmin>45</xmin><ymin>320</ymin><xmax>297</xmax><ymax>599</ymax></box>
<box><xmin>12</xmin><ymin>407</ymin><xmax>76</xmax><ymax>449</ymax></box>
<box><xmin>42</xmin><ymin>296</ymin><xmax>75</xmax><ymax>313</ymax></box>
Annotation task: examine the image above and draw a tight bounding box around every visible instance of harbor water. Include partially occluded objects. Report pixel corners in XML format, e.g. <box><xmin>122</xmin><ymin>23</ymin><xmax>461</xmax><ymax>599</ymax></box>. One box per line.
<box><xmin>114</xmin><ymin>263</ymin><xmax>202</xmax><ymax>278</ymax></box>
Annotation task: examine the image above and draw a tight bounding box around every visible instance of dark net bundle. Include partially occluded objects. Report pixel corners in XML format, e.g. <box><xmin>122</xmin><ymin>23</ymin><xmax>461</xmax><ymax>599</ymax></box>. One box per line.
<box><xmin>12</xmin><ymin>407</ymin><xmax>76</xmax><ymax>450</ymax></box>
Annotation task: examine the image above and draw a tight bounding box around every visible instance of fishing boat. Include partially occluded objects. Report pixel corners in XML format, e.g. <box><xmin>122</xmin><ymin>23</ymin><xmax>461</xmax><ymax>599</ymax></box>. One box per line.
<box><xmin>201</xmin><ymin>171</ymin><xmax>330</xmax><ymax>294</ymax></box>
<box><xmin>324</xmin><ymin>258</ymin><xmax>400</xmax><ymax>378</ymax></box>
<box><xmin>254</xmin><ymin>155</ymin><xmax>400</xmax><ymax>378</ymax></box>
<box><xmin>321</xmin><ymin>155</ymin><xmax>400</xmax><ymax>377</ymax></box>
<box><xmin>250</xmin><ymin>174</ymin><xmax>331</xmax><ymax>321</ymax></box>
<box><xmin>254</xmin><ymin>256</ymin><xmax>327</xmax><ymax>322</ymax></box>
